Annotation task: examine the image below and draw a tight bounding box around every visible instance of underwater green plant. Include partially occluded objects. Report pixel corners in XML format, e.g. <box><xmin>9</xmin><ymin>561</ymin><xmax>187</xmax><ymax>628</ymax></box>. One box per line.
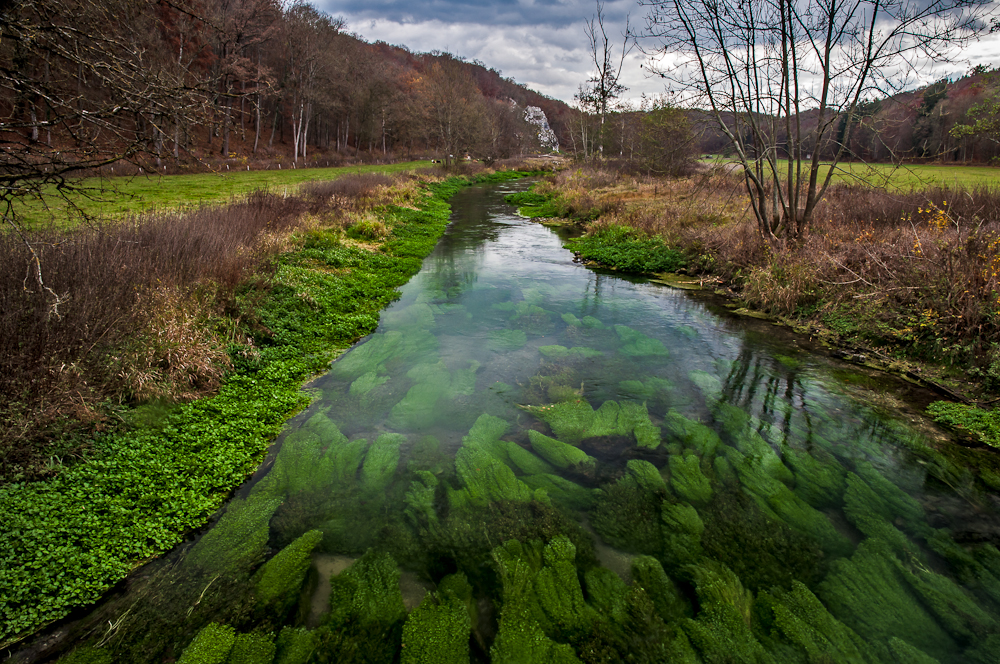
<box><xmin>756</xmin><ymin>581</ymin><xmax>881</xmax><ymax>663</ymax></box>
<box><xmin>668</xmin><ymin>453</ymin><xmax>713</xmax><ymax>505</ymax></box>
<box><xmin>253</xmin><ymin>530</ymin><xmax>323</xmax><ymax>620</ymax></box>
<box><xmin>55</xmin><ymin>647</ymin><xmax>113</xmax><ymax>664</ymax></box>
<box><xmin>177</xmin><ymin>623</ymin><xmax>237</xmax><ymax>664</ymax></box>
<box><xmin>489</xmin><ymin>329</ymin><xmax>528</xmax><ymax>352</ymax></box>
<box><xmin>520</xmin><ymin>474</ymin><xmax>594</xmax><ymax>512</ymax></box>
<box><xmin>631</xmin><ymin>556</ymin><xmax>690</xmax><ymax>622</ymax></box>
<box><xmin>591</xmin><ymin>464</ymin><xmax>668</xmax><ymax>555</ymax></box>
<box><xmin>489</xmin><ymin>539</ymin><xmax>586</xmax><ymax>663</ymax></box>
<box><xmin>450</xmin><ymin>447</ymin><xmax>534</xmax><ymax>509</ymax></box>
<box><xmin>185</xmin><ymin>496</ymin><xmax>282</xmax><ymax>574</ymax></box>
<box><xmin>683</xmin><ymin>560</ymin><xmax>769</xmax><ymax>664</ymax></box>
<box><xmin>527</xmin><ymin>430</ymin><xmax>596</xmax><ymax>472</ymax></box>
<box><xmin>688</xmin><ymin>370</ymin><xmax>722</xmax><ymax>403</ymax></box>
<box><xmin>400</xmin><ymin>574</ymin><xmax>472</xmax><ymax>664</ymax></box>
<box><xmin>618</xmin><ymin>377</ymin><xmax>675</xmax><ymax>402</ymax></box>
<box><xmin>360</xmin><ymin>433</ymin><xmax>405</xmax><ymax>493</ymax></box>
<box><xmin>349</xmin><ymin>371</ymin><xmax>390</xmax><ymax>397</ymax></box>
<box><xmin>227</xmin><ymin>632</ymin><xmax>277</xmax><ymax>664</ymax></box>
<box><xmin>538</xmin><ymin>345</ymin><xmax>603</xmax><ymax>361</ymax></box>
<box><xmin>614</xmin><ymin>325</ymin><xmax>669</xmax><ymax>357</ymax></box>
<box><xmin>274</xmin><ymin>627</ymin><xmax>317</xmax><ymax>664</ymax></box>
<box><xmin>785</xmin><ymin>448</ymin><xmax>846</xmax><ymax>509</ymax></box>
<box><xmin>404</xmin><ymin>471</ymin><xmax>440</xmax><ymax>532</ymax></box>
<box><xmin>888</xmin><ymin>637</ymin><xmax>940</xmax><ymax>664</ymax></box>
<box><xmin>849</xmin><ymin>462</ymin><xmax>926</xmax><ymax>535</ymax></box>
<box><xmin>818</xmin><ymin>539</ymin><xmax>958</xmax><ymax>659</ymax></box>
<box><xmin>662</xmin><ymin>411</ymin><xmax>722</xmax><ymax>458</ymax></box>
<box><xmin>661</xmin><ymin>501</ymin><xmax>705</xmax><ymax>571</ymax></box>
<box><xmin>388</xmin><ymin>362</ymin><xmax>454</xmax><ymax>429</ymax></box>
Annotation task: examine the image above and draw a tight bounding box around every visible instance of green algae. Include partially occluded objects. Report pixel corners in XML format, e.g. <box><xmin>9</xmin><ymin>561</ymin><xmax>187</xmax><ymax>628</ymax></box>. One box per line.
<box><xmin>591</xmin><ymin>463</ymin><xmax>669</xmax><ymax>555</ymax></box>
<box><xmin>661</xmin><ymin>501</ymin><xmax>705</xmax><ymax>570</ymax></box>
<box><xmin>631</xmin><ymin>556</ymin><xmax>690</xmax><ymax>622</ymax></box>
<box><xmin>663</xmin><ymin>411</ymin><xmax>722</xmax><ymax>457</ymax></box>
<box><xmin>520</xmin><ymin>474</ymin><xmax>594</xmax><ymax>512</ymax></box>
<box><xmin>618</xmin><ymin>377</ymin><xmax>675</xmax><ymax>401</ymax></box>
<box><xmin>349</xmin><ymin>371</ymin><xmax>389</xmax><ymax>397</ymax></box>
<box><xmin>451</xmin><ymin>447</ymin><xmax>534</xmax><ymax>509</ymax></box>
<box><xmin>523</xmin><ymin>399</ymin><xmax>660</xmax><ymax>448</ymax></box>
<box><xmin>274</xmin><ymin>627</ymin><xmax>316</xmax><ymax>664</ymax></box>
<box><xmin>489</xmin><ymin>329</ymin><xmax>528</xmax><ymax>352</ymax></box>
<box><xmin>785</xmin><ymin>448</ymin><xmax>846</xmax><ymax>509</ymax></box>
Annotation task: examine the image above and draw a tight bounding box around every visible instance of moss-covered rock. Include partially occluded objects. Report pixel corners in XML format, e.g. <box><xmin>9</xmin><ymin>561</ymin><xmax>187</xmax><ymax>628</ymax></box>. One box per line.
<box><xmin>178</xmin><ymin>623</ymin><xmax>236</xmax><ymax>664</ymax></box>
<box><xmin>254</xmin><ymin>530</ymin><xmax>323</xmax><ymax>620</ymax></box>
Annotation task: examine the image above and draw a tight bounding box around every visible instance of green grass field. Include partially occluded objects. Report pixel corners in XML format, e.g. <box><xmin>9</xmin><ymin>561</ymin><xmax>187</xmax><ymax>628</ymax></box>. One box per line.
<box><xmin>16</xmin><ymin>160</ymin><xmax>434</xmax><ymax>227</ymax></box>
<box><xmin>703</xmin><ymin>157</ymin><xmax>1000</xmax><ymax>191</ymax></box>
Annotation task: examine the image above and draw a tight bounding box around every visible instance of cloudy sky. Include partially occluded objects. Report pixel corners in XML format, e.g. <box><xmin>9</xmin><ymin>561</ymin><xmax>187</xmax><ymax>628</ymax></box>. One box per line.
<box><xmin>317</xmin><ymin>0</ymin><xmax>998</xmax><ymax>105</ymax></box>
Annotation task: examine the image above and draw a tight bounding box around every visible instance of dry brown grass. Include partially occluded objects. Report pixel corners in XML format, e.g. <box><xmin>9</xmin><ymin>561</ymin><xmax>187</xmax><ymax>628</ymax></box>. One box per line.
<box><xmin>549</xmin><ymin>165</ymin><xmax>1000</xmax><ymax>388</ymax></box>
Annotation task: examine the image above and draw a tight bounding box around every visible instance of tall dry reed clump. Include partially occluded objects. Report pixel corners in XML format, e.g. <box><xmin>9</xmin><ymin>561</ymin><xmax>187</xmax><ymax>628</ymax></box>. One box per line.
<box><xmin>558</xmin><ymin>166</ymin><xmax>1000</xmax><ymax>390</ymax></box>
<box><xmin>0</xmin><ymin>190</ymin><xmax>307</xmax><ymax>479</ymax></box>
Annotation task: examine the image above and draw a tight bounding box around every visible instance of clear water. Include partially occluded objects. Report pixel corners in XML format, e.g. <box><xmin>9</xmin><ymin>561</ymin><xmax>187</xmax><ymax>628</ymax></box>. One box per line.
<box><xmin>42</xmin><ymin>182</ymin><xmax>1000</xmax><ymax>664</ymax></box>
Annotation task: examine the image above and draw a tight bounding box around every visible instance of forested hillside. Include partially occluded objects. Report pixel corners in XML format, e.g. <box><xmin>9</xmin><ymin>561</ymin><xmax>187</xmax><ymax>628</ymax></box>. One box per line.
<box><xmin>0</xmin><ymin>0</ymin><xmax>572</xmax><ymax>177</ymax></box>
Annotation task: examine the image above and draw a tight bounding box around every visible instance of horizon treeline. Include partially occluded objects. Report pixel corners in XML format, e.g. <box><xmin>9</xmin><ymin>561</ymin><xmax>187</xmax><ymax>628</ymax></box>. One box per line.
<box><xmin>0</xmin><ymin>0</ymin><xmax>575</xmax><ymax>173</ymax></box>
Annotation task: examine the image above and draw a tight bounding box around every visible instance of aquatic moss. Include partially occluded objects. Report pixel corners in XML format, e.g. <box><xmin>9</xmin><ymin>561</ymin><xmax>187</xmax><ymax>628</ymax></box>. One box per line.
<box><xmin>489</xmin><ymin>329</ymin><xmax>528</xmax><ymax>352</ymax></box>
<box><xmin>668</xmin><ymin>453</ymin><xmax>713</xmax><ymax>504</ymax></box>
<box><xmin>56</xmin><ymin>647</ymin><xmax>112</xmax><ymax>664</ymax></box>
<box><xmin>562</xmin><ymin>313</ymin><xmax>581</xmax><ymax>326</ymax></box>
<box><xmin>623</xmin><ymin>459</ymin><xmax>669</xmax><ymax>494</ymax></box>
<box><xmin>252</xmin><ymin>417</ymin><xmax>366</xmax><ymax>498</ymax></box>
<box><xmin>533</xmin><ymin>537</ymin><xmax>597</xmax><ymax>638</ymax></box>
<box><xmin>404</xmin><ymin>471</ymin><xmax>440</xmax><ymax>531</ymax></box>
<box><xmin>526</xmin><ymin>400</ymin><xmax>595</xmax><ymax>443</ymax></box>
<box><xmin>688</xmin><ymin>370</ymin><xmax>722</xmax><ymax>403</ymax></box>
<box><xmin>274</xmin><ymin>627</ymin><xmax>316</xmax><ymax>664</ymax></box>
<box><xmin>254</xmin><ymin>530</ymin><xmax>323</xmax><ymax>619</ymax></box>
<box><xmin>451</xmin><ymin>447</ymin><xmax>534</xmax><ymax>509</ymax></box>
<box><xmin>527</xmin><ymin>430</ymin><xmax>596</xmax><ymax>472</ymax></box>
<box><xmin>186</xmin><ymin>496</ymin><xmax>282</xmax><ymax>574</ymax></box>
<box><xmin>732</xmin><ymin>429</ymin><xmax>795</xmax><ymax>486</ymax></box>
<box><xmin>400</xmin><ymin>583</ymin><xmax>471</xmax><ymax>664</ymax></box>
<box><xmin>661</xmin><ymin>501</ymin><xmax>705</xmax><ymax>570</ymax></box>
<box><xmin>759</xmin><ymin>581</ymin><xmax>880</xmax><ymax>663</ymax></box>
<box><xmin>683</xmin><ymin>560</ymin><xmax>768</xmax><ymax>664</ymax></box>
<box><xmin>584</xmin><ymin>568</ymin><xmax>630</xmax><ymax>626</ymax></box>
<box><xmin>888</xmin><ymin>637</ymin><xmax>941</xmax><ymax>664</ymax></box>
<box><xmin>520</xmin><ymin>474</ymin><xmax>594</xmax><ymax>512</ymax></box>
<box><xmin>178</xmin><ymin>623</ymin><xmax>236</xmax><ymax>664</ymax></box>
<box><xmin>850</xmin><ymin>462</ymin><xmax>926</xmax><ymax>535</ymax></box>
<box><xmin>818</xmin><ymin>539</ymin><xmax>957</xmax><ymax>658</ymax></box>
<box><xmin>538</xmin><ymin>345</ymin><xmax>603</xmax><ymax>360</ymax></box>
<box><xmin>331</xmin><ymin>549</ymin><xmax>406</xmax><ymax>629</ymax></box>
<box><xmin>785</xmin><ymin>448</ymin><xmax>846</xmax><ymax>509</ymax></box>
<box><xmin>349</xmin><ymin>371</ymin><xmax>389</xmax><ymax>397</ymax></box>
<box><xmin>591</xmin><ymin>470</ymin><xmax>666</xmax><ymax>555</ymax></box>
<box><xmin>663</xmin><ymin>411</ymin><xmax>721</xmax><ymax>458</ymax></box>
<box><xmin>618</xmin><ymin>377</ymin><xmax>675</xmax><ymax>401</ymax></box>
<box><xmin>928</xmin><ymin>532</ymin><xmax>1000</xmax><ymax>609</ymax></box>
<box><xmin>448</xmin><ymin>361</ymin><xmax>481</xmax><ymax>398</ymax></box>
<box><xmin>631</xmin><ymin>556</ymin><xmax>690</xmax><ymax>622</ymax></box>
<box><xmin>489</xmin><ymin>540</ymin><xmax>586</xmax><ymax>663</ymax></box>
<box><xmin>699</xmin><ymin>488</ymin><xmax>824</xmax><ymax>593</ymax></box>
<box><xmin>360</xmin><ymin>433</ymin><xmax>404</xmax><ymax>493</ymax></box>
<box><xmin>227</xmin><ymin>632</ymin><xmax>277</xmax><ymax>664</ymax></box>
<box><xmin>614</xmin><ymin>325</ymin><xmax>669</xmax><ymax>357</ymax></box>
<box><xmin>388</xmin><ymin>362</ymin><xmax>453</xmax><ymax>429</ymax></box>
<box><xmin>524</xmin><ymin>399</ymin><xmax>659</xmax><ymax>448</ymax></box>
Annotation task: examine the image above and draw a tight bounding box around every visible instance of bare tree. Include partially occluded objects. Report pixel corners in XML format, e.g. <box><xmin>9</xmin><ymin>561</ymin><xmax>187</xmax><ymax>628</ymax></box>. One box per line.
<box><xmin>578</xmin><ymin>0</ymin><xmax>633</xmax><ymax>157</ymax></box>
<box><xmin>641</xmin><ymin>0</ymin><xmax>991</xmax><ymax>241</ymax></box>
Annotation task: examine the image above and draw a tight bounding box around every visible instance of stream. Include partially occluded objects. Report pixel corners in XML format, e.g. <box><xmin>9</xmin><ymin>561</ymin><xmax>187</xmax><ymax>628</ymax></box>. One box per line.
<box><xmin>26</xmin><ymin>180</ymin><xmax>1000</xmax><ymax>664</ymax></box>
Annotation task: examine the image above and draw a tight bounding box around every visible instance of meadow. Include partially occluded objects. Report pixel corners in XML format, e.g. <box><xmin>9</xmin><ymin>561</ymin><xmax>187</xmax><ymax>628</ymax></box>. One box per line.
<box><xmin>703</xmin><ymin>157</ymin><xmax>1000</xmax><ymax>190</ymax></box>
<box><xmin>15</xmin><ymin>160</ymin><xmax>434</xmax><ymax>227</ymax></box>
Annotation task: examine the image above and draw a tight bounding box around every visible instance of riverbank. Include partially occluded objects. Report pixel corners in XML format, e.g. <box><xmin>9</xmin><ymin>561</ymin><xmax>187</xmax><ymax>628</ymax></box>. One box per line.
<box><xmin>508</xmin><ymin>167</ymin><xmax>1000</xmax><ymax>447</ymax></box>
<box><xmin>0</xmin><ymin>166</ymin><xmax>532</xmax><ymax>647</ymax></box>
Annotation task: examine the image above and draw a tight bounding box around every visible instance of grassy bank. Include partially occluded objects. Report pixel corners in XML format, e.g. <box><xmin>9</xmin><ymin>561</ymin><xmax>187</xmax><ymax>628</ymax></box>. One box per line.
<box><xmin>0</xmin><ymin>165</ymin><xmax>530</xmax><ymax>646</ymax></box>
<box><xmin>510</xmin><ymin>166</ymin><xmax>1000</xmax><ymax>447</ymax></box>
